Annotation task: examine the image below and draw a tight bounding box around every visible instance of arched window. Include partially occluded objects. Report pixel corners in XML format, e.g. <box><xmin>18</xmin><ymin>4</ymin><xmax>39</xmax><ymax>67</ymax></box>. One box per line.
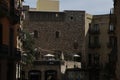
<box><xmin>73</xmin><ymin>40</ymin><xmax>78</xmax><ymax>49</ymax></box>
<box><xmin>34</xmin><ymin>30</ymin><xmax>39</xmax><ymax>38</ymax></box>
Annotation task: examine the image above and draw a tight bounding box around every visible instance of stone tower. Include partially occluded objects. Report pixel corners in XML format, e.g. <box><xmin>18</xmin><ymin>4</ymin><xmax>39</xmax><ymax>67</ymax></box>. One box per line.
<box><xmin>37</xmin><ymin>0</ymin><xmax>59</xmax><ymax>11</ymax></box>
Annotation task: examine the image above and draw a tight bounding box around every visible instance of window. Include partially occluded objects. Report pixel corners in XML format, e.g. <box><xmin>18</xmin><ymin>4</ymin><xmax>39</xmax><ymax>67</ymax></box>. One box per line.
<box><xmin>0</xmin><ymin>24</ymin><xmax>3</xmax><ymax>44</ymax></box>
<box><xmin>109</xmin><ymin>24</ymin><xmax>114</xmax><ymax>31</ymax></box>
<box><xmin>45</xmin><ymin>70</ymin><xmax>57</xmax><ymax>80</ymax></box>
<box><xmin>88</xmin><ymin>54</ymin><xmax>92</xmax><ymax>65</ymax></box>
<box><xmin>94</xmin><ymin>54</ymin><xmax>100</xmax><ymax>66</ymax></box>
<box><xmin>89</xmin><ymin>36</ymin><xmax>94</xmax><ymax>45</ymax></box>
<box><xmin>93</xmin><ymin>24</ymin><xmax>99</xmax><ymax>31</ymax></box>
<box><xmin>89</xmin><ymin>23</ymin><xmax>91</xmax><ymax>32</ymax></box>
<box><xmin>109</xmin><ymin>36</ymin><xmax>117</xmax><ymax>47</ymax></box>
<box><xmin>88</xmin><ymin>54</ymin><xmax>100</xmax><ymax>66</ymax></box>
<box><xmin>94</xmin><ymin>36</ymin><xmax>99</xmax><ymax>45</ymax></box>
<box><xmin>70</xmin><ymin>16</ymin><xmax>73</xmax><ymax>20</ymax></box>
<box><xmin>29</xmin><ymin>70</ymin><xmax>41</xmax><ymax>80</ymax></box>
<box><xmin>89</xmin><ymin>36</ymin><xmax>99</xmax><ymax>45</ymax></box>
<box><xmin>73</xmin><ymin>41</ymin><xmax>78</xmax><ymax>49</ymax></box>
<box><xmin>34</xmin><ymin>30</ymin><xmax>39</xmax><ymax>38</ymax></box>
<box><xmin>89</xmin><ymin>23</ymin><xmax>91</xmax><ymax>28</ymax></box>
<box><xmin>55</xmin><ymin>31</ymin><xmax>60</xmax><ymax>38</ymax></box>
<box><xmin>55</xmin><ymin>13</ymin><xmax>58</xmax><ymax>17</ymax></box>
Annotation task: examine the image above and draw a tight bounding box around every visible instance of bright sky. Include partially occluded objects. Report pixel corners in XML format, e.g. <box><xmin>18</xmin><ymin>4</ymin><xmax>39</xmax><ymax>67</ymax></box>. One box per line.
<box><xmin>23</xmin><ymin>0</ymin><xmax>113</xmax><ymax>15</ymax></box>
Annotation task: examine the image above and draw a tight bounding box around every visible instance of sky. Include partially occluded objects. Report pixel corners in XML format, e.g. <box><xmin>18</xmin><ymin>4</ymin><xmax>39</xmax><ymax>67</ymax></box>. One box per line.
<box><xmin>23</xmin><ymin>0</ymin><xmax>113</xmax><ymax>15</ymax></box>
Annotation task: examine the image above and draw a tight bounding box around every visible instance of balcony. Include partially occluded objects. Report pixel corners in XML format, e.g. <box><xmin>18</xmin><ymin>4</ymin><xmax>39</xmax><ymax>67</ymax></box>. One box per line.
<box><xmin>0</xmin><ymin>44</ymin><xmax>9</xmax><ymax>57</ymax></box>
<box><xmin>88</xmin><ymin>43</ymin><xmax>101</xmax><ymax>49</ymax></box>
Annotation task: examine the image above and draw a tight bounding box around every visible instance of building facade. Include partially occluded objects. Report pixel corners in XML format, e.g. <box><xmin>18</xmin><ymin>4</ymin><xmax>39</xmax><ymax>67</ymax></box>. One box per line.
<box><xmin>23</xmin><ymin>6</ymin><xmax>92</xmax><ymax>65</ymax></box>
<box><xmin>0</xmin><ymin>0</ymin><xmax>23</xmax><ymax>80</ymax></box>
<box><xmin>23</xmin><ymin>6</ymin><xmax>92</xmax><ymax>80</ymax></box>
<box><xmin>114</xmin><ymin>0</ymin><xmax>120</xmax><ymax>80</ymax></box>
<box><xmin>87</xmin><ymin>14</ymin><xmax>117</xmax><ymax>80</ymax></box>
<box><xmin>23</xmin><ymin>5</ymin><xmax>114</xmax><ymax>80</ymax></box>
<box><xmin>37</xmin><ymin>0</ymin><xmax>59</xmax><ymax>11</ymax></box>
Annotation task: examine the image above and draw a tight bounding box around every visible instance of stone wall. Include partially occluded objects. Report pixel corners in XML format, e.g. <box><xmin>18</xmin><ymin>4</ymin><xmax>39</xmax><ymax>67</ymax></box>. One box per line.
<box><xmin>23</xmin><ymin>9</ymin><xmax>88</xmax><ymax>63</ymax></box>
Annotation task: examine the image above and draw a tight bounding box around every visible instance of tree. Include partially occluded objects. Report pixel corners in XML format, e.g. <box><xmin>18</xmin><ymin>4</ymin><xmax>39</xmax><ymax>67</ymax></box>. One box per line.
<box><xmin>22</xmin><ymin>31</ymin><xmax>35</xmax><ymax>65</ymax></box>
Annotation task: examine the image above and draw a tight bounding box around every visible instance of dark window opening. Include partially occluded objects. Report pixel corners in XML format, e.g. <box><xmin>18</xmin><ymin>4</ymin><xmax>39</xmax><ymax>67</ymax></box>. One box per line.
<box><xmin>29</xmin><ymin>70</ymin><xmax>41</xmax><ymax>80</ymax></box>
<box><xmin>89</xmin><ymin>36</ymin><xmax>92</xmax><ymax>45</ymax></box>
<box><xmin>89</xmin><ymin>23</ymin><xmax>91</xmax><ymax>28</ymax></box>
<box><xmin>88</xmin><ymin>54</ymin><xmax>100</xmax><ymax>66</ymax></box>
<box><xmin>88</xmin><ymin>54</ymin><xmax>92</xmax><ymax>65</ymax></box>
<box><xmin>34</xmin><ymin>30</ymin><xmax>39</xmax><ymax>38</ymax></box>
<box><xmin>109</xmin><ymin>36</ymin><xmax>117</xmax><ymax>47</ymax></box>
<box><xmin>73</xmin><ymin>41</ymin><xmax>78</xmax><ymax>49</ymax></box>
<box><xmin>45</xmin><ymin>70</ymin><xmax>57</xmax><ymax>80</ymax></box>
<box><xmin>94</xmin><ymin>24</ymin><xmax>99</xmax><ymax>31</ymax></box>
<box><xmin>94</xmin><ymin>36</ymin><xmax>99</xmax><ymax>45</ymax></box>
<box><xmin>70</xmin><ymin>16</ymin><xmax>73</xmax><ymax>20</ymax></box>
<box><xmin>94</xmin><ymin>54</ymin><xmax>100</xmax><ymax>66</ymax></box>
<box><xmin>55</xmin><ymin>31</ymin><xmax>60</xmax><ymax>38</ymax></box>
<box><xmin>89</xmin><ymin>23</ymin><xmax>91</xmax><ymax>32</ymax></box>
<box><xmin>0</xmin><ymin>24</ymin><xmax>3</xmax><ymax>44</ymax></box>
